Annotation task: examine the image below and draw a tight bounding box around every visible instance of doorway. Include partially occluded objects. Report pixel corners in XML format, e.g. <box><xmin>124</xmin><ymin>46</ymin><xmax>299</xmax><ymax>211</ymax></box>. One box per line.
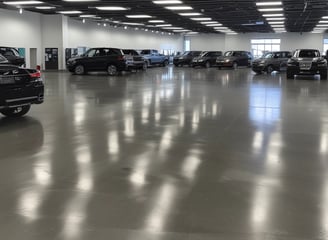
<box><xmin>30</xmin><ymin>48</ymin><xmax>37</xmax><ymax>69</ymax></box>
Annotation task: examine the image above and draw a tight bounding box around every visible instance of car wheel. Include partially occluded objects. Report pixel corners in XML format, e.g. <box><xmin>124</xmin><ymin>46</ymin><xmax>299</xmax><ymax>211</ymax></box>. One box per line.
<box><xmin>218</xmin><ymin>66</ymin><xmax>222</xmax><ymax>70</ymax></box>
<box><xmin>174</xmin><ymin>64</ymin><xmax>179</xmax><ymax>67</ymax></box>
<box><xmin>205</xmin><ymin>61</ymin><xmax>211</xmax><ymax>68</ymax></box>
<box><xmin>74</xmin><ymin>65</ymin><xmax>85</xmax><ymax>75</ymax></box>
<box><xmin>0</xmin><ymin>105</ymin><xmax>31</xmax><ymax>117</ymax></box>
<box><xmin>107</xmin><ymin>65</ymin><xmax>118</xmax><ymax>76</ymax></box>
<box><xmin>142</xmin><ymin>62</ymin><xmax>147</xmax><ymax>70</ymax></box>
<box><xmin>233</xmin><ymin>62</ymin><xmax>238</xmax><ymax>70</ymax></box>
<box><xmin>267</xmin><ymin>65</ymin><xmax>274</xmax><ymax>74</ymax></box>
<box><xmin>162</xmin><ymin>60</ymin><xmax>169</xmax><ymax>67</ymax></box>
<box><xmin>286</xmin><ymin>70</ymin><xmax>294</xmax><ymax>79</ymax></box>
<box><xmin>253</xmin><ymin>71</ymin><xmax>262</xmax><ymax>74</ymax></box>
<box><xmin>321</xmin><ymin>70</ymin><xmax>327</xmax><ymax>80</ymax></box>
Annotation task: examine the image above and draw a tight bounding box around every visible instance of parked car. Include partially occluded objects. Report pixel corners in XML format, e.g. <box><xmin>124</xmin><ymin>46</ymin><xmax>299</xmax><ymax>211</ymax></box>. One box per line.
<box><xmin>66</xmin><ymin>47</ymin><xmax>127</xmax><ymax>76</ymax></box>
<box><xmin>287</xmin><ymin>49</ymin><xmax>327</xmax><ymax>80</ymax></box>
<box><xmin>0</xmin><ymin>54</ymin><xmax>44</xmax><ymax>117</ymax></box>
<box><xmin>0</xmin><ymin>47</ymin><xmax>25</xmax><ymax>66</ymax></box>
<box><xmin>123</xmin><ymin>49</ymin><xmax>147</xmax><ymax>71</ymax></box>
<box><xmin>252</xmin><ymin>51</ymin><xmax>291</xmax><ymax>74</ymax></box>
<box><xmin>216</xmin><ymin>51</ymin><xmax>253</xmax><ymax>69</ymax></box>
<box><xmin>173</xmin><ymin>51</ymin><xmax>202</xmax><ymax>67</ymax></box>
<box><xmin>139</xmin><ymin>49</ymin><xmax>169</xmax><ymax>67</ymax></box>
<box><xmin>191</xmin><ymin>51</ymin><xmax>223</xmax><ymax>68</ymax></box>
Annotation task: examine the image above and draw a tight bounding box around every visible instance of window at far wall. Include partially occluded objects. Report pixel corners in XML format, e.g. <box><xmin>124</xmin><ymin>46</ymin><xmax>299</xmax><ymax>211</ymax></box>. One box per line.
<box><xmin>323</xmin><ymin>39</ymin><xmax>328</xmax><ymax>55</ymax></box>
<box><xmin>251</xmin><ymin>39</ymin><xmax>281</xmax><ymax>58</ymax></box>
<box><xmin>184</xmin><ymin>39</ymin><xmax>190</xmax><ymax>52</ymax></box>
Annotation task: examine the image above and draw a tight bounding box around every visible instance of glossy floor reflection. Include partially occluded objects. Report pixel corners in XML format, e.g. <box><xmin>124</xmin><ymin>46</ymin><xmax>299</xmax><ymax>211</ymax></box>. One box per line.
<box><xmin>1</xmin><ymin>66</ymin><xmax>328</xmax><ymax>240</ymax></box>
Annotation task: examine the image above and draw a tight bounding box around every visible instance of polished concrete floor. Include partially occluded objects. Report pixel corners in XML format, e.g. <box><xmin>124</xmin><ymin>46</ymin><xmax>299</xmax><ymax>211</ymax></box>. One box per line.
<box><xmin>1</xmin><ymin>66</ymin><xmax>328</xmax><ymax>239</ymax></box>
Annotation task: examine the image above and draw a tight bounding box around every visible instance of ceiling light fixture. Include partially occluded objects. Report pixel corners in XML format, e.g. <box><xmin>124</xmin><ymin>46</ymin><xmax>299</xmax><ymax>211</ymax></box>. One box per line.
<box><xmin>179</xmin><ymin>12</ymin><xmax>202</xmax><ymax>16</ymax></box>
<box><xmin>162</xmin><ymin>27</ymin><xmax>183</xmax><ymax>30</ymax></box>
<box><xmin>268</xmin><ymin>21</ymin><xmax>284</xmax><ymax>24</ymax></box>
<box><xmin>206</xmin><ymin>23</ymin><xmax>223</xmax><ymax>27</ymax></box>
<box><xmin>153</xmin><ymin>0</ymin><xmax>182</xmax><ymax>4</ymax></box>
<box><xmin>256</xmin><ymin>1</ymin><xmax>282</xmax><ymax>6</ymax></box>
<box><xmin>263</xmin><ymin>13</ymin><xmax>283</xmax><ymax>17</ymax></box>
<box><xmin>258</xmin><ymin>8</ymin><xmax>283</xmax><ymax>12</ymax></box>
<box><xmin>58</xmin><ymin>10</ymin><xmax>82</xmax><ymax>14</ymax></box>
<box><xmin>190</xmin><ymin>17</ymin><xmax>212</xmax><ymax>21</ymax></box>
<box><xmin>35</xmin><ymin>6</ymin><xmax>55</xmax><ymax>9</ymax></box>
<box><xmin>148</xmin><ymin>20</ymin><xmax>165</xmax><ymax>23</ymax></box>
<box><xmin>155</xmin><ymin>24</ymin><xmax>172</xmax><ymax>27</ymax></box>
<box><xmin>63</xmin><ymin>0</ymin><xmax>99</xmax><ymax>2</ymax></box>
<box><xmin>122</xmin><ymin>22</ymin><xmax>145</xmax><ymax>26</ymax></box>
<box><xmin>96</xmin><ymin>6</ymin><xmax>128</xmax><ymax>11</ymax></box>
<box><xmin>165</xmin><ymin>6</ymin><xmax>193</xmax><ymax>10</ymax></box>
<box><xmin>126</xmin><ymin>15</ymin><xmax>152</xmax><ymax>18</ymax></box>
<box><xmin>3</xmin><ymin>1</ymin><xmax>43</xmax><ymax>5</ymax></box>
<box><xmin>200</xmin><ymin>21</ymin><xmax>218</xmax><ymax>24</ymax></box>
<box><xmin>266</xmin><ymin>17</ymin><xmax>285</xmax><ymax>20</ymax></box>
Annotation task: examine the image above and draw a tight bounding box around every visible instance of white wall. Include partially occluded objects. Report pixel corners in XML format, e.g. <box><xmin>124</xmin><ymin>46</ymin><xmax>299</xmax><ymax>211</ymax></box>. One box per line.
<box><xmin>187</xmin><ymin>32</ymin><xmax>325</xmax><ymax>53</ymax></box>
<box><xmin>67</xmin><ymin>18</ymin><xmax>183</xmax><ymax>51</ymax></box>
<box><xmin>0</xmin><ymin>8</ymin><xmax>42</xmax><ymax>68</ymax></box>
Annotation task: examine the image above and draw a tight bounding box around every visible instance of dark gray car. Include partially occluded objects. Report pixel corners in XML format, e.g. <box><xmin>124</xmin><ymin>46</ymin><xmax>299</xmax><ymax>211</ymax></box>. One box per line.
<box><xmin>252</xmin><ymin>51</ymin><xmax>291</xmax><ymax>74</ymax></box>
<box><xmin>216</xmin><ymin>51</ymin><xmax>253</xmax><ymax>69</ymax></box>
<box><xmin>191</xmin><ymin>51</ymin><xmax>223</xmax><ymax>68</ymax></box>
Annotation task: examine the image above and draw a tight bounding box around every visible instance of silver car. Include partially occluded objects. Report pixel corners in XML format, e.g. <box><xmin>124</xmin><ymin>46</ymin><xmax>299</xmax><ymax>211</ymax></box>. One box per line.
<box><xmin>252</xmin><ymin>51</ymin><xmax>291</xmax><ymax>74</ymax></box>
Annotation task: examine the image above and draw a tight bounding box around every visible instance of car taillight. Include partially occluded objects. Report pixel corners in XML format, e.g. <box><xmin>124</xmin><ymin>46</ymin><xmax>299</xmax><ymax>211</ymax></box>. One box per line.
<box><xmin>117</xmin><ymin>55</ymin><xmax>125</xmax><ymax>61</ymax></box>
<box><xmin>29</xmin><ymin>71</ymin><xmax>41</xmax><ymax>78</ymax></box>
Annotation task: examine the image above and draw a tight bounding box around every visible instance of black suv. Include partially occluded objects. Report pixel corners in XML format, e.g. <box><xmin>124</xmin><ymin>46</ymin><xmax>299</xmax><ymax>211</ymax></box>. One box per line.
<box><xmin>252</xmin><ymin>51</ymin><xmax>291</xmax><ymax>74</ymax></box>
<box><xmin>287</xmin><ymin>49</ymin><xmax>327</xmax><ymax>80</ymax></box>
<box><xmin>67</xmin><ymin>47</ymin><xmax>127</xmax><ymax>76</ymax></box>
<box><xmin>191</xmin><ymin>51</ymin><xmax>223</xmax><ymax>68</ymax></box>
<box><xmin>216</xmin><ymin>51</ymin><xmax>253</xmax><ymax>69</ymax></box>
<box><xmin>0</xmin><ymin>47</ymin><xmax>25</xmax><ymax>66</ymax></box>
<box><xmin>0</xmin><ymin>54</ymin><xmax>44</xmax><ymax>117</ymax></box>
<box><xmin>173</xmin><ymin>51</ymin><xmax>202</xmax><ymax>67</ymax></box>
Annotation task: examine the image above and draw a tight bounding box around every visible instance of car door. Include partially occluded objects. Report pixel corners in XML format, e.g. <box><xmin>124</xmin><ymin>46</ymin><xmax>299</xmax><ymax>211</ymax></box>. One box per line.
<box><xmin>279</xmin><ymin>52</ymin><xmax>289</xmax><ymax>70</ymax></box>
<box><xmin>82</xmin><ymin>49</ymin><xmax>98</xmax><ymax>70</ymax></box>
<box><xmin>241</xmin><ymin>52</ymin><xmax>249</xmax><ymax>66</ymax></box>
<box><xmin>151</xmin><ymin>50</ymin><xmax>160</xmax><ymax>63</ymax></box>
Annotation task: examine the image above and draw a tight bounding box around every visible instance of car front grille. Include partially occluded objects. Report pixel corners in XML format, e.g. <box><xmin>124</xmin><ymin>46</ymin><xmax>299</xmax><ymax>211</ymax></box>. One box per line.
<box><xmin>299</xmin><ymin>61</ymin><xmax>312</xmax><ymax>70</ymax></box>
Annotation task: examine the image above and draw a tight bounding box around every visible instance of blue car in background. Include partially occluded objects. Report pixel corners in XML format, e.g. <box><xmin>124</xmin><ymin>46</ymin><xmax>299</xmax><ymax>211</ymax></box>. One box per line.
<box><xmin>139</xmin><ymin>49</ymin><xmax>169</xmax><ymax>67</ymax></box>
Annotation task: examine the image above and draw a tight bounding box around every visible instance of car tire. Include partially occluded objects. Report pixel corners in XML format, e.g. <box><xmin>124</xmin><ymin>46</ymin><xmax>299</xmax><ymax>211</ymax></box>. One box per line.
<box><xmin>205</xmin><ymin>61</ymin><xmax>211</xmax><ymax>68</ymax></box>
<box><xmin>142</xmin><ymin>62</ymin><xmax>147</xmax><ymax>70</ymax></box>
<box><xmin>107</xmin><ymin>65</ymin><xmax>118</xmax><ymax>76</ymax></box>
<box><xmin>286</xmin><ymin>69</ymin><xmax>294</xmax><ymax>79</ymax></box>
<box><xmin>233</xmin><ymin>62</ymin><xmax>238</xmax><ymax>70</ymax></box>
<box><xmin>267</xmin><ymin>65</ymin><xmax>274</xmax><ymax>74</ymax></box>
<box><xmin>321</xmin><ymin>70</ymin><xmax>327</xmax><ymax>80</ymax></box>
<box><xmin>218</xmin><ymin>66</ymin><xmax>222</xmax><ymax>70</ymax></box>
<box><xmin>146</xmin><ymin>60</ymin><xmax>151</xmax><ymax>68</ymax></box>
<box><xmin>254</xmin><ymin>71</ymin><xmax>262</xmax><ymax>74</ymax></box>
<box><xmin>174</xmin><ymin>64</ymin><xmax>179</xmax><ymax>67</ymax></box>
<box><xmin>0</xmin><ymin>105</ymin><xmax>31</xmax><ymax>117</ymax></box>
<box><xmin>74</xmin><ymin>65</ymin><xmax>85</xmax><ymax>75</ymax></box>
<box><xmin>162</xmin><ymin>60</ymin><xmax>169</xmax><ymax>67</ymax></box>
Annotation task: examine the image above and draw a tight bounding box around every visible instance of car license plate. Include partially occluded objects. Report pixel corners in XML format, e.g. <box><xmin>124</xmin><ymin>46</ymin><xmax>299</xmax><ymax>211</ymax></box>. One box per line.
<box><xmin>0</xmin><ymin>76</ymin><xmax>15</xmax><ymax>84</ymax></box>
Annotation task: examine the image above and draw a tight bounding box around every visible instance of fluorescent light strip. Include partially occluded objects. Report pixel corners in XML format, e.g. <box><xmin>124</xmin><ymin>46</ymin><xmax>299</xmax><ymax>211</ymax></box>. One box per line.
<box><xmin>35</xmin><ymin>6</ymin><xmax>55</xmax><ymax>9</ymax></box>
<box><xmin>126</xmin><ymin>15</ymin><xmax>152</xmax><ymax>18</ymax></box>
<box><xmin>153</xmin><ymin>0</ymin><xmax>182</xmax><ymax>4</ymax></box>
<box><xmin>270</xmin><ymin>24</ymin><xmax>284</xmax><ymax>27</ymax></box>
<box><xmin>162</xmin><ymin>27</ymin><xmax>183</xmax><ymax>30</ymax></box>
<box><xmin>190</xmin><ymin>17</ymin><xmax>212</xmax><ymax>21</ymax></box>
<box><xmin>122</xmin><ymin>22</ymin><xmax>144</xmax><ymax>26</ymax></box>
<box><xmin>200</xmin><ymin>21</ymin><xmax>218</xmax><ymax>24</ymax></box>
<box><xmin>322</xmin><ymin>16</ymin><xmax>328</xmax><ymax>19</ymax></box>
<box><xmin>206</xmin><ymin>23</ymin><xmax>223</xmax><ymax>27</ymax></box>
<box><xmin>179</xmin><ymin>12</ymin><xmax>202</xmax><ymax>16</ymax></box>
<box><xmin>268</xmin><ymin>21</ymin><xmax>284</xmax><ymax>24</ymax></box>
<box><xmin>263</xmin><ymin>13</ymin><xmax>283</xmax><ymax>17</ymax></box>
<box><xmin>58</xmin><ymin>10</ymin><xmax>82</xmax><ymax>14</ymax></box>
<box><xmin>148</xmin><ymin>20</ymin><xmax>165</xmax><ymax>23</ymax></box>
<box><xmin>256</xmin><ymin>1</ymin><xmax>282</xmax><ymax>6</ymax></box>
<box><xmin>258</xmin><ymin>8</ymin><xmax>283</xmax><ymax>12</ymax></box>
<box><xmin>266</xmin><ymin>17</ymin><xmax>285</xmax><ymax>20</ymax></box>
<box><xmin>96</xmin><ymin>6</ymin><xmax>128</xmax><ymax>10</ymax></box>
<box><xmin>319</xmin><ymin>21</ymin><xmax>328</xmax><ymax>23</ymax></box>
<box><xmin>173</xmin><ymin>29</ymin><xmax>190</xmax><ymax>32</ymax></box>
<box><xmin>3</xmin><ymin>1</ymin><xmax>43</xmax><ymax>4</ymax></box>
<box><xmin>165</xmin><ymin>6</ymin><xmax>193</xmax><ymax>10</ymax></box>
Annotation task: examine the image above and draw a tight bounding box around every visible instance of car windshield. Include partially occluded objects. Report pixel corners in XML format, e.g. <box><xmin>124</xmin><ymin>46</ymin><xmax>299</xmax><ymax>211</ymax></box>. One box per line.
<box><xmin>182</xmin><ymin>51</ymin><xmax>190</xmax><ymax>56</ymax></box>
<box><xmin>0</xmin><ymin>48</ymin><xmax>20</xmax><ymax>57</ymax></box>
<box><xmin>140</xmin><ymin>50</ymin><xmax>151</xmax><ymax>55</ymax></box>
<box><xmin>200</xmin><ymin>52</ymin><xmax>208</xmax><ymax>57</ymax></box>
<box><xmin>263</xmin><ymin>53</ymin><xmax>274</xmax><ymax>59</ymax></box>
<box><xmin>297</xmin><ymin>50</ymin><xmax>320</xmax><ymax>58</ymax></box>
<box><xmin>0</xmin><ymin>54</ymin><xmax>7</xmax><ymax>63</ymax></box>
<box><xmin>224</xmin><ymin>51</ymin><xmax>234</xmax><ymax>57</ymax></box>
<box><xmin>123</xmin><ymin>50</ymin><xmax>138</xmax><ymax>56</ymax></box>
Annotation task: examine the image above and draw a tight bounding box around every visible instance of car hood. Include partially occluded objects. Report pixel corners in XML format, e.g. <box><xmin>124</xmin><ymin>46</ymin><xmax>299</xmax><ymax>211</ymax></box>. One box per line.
<box><xmin>253</xmin><ymin>57</ymin><xmax>266</xmax><ymax>63</ymax></box>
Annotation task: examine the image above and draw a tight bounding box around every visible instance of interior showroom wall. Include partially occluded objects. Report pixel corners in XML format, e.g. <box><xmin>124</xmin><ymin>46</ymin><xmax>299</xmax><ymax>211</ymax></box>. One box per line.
<box><xmin>1</xmin><ymin>7</ymin><xmax>328</xmax><ymax>70</ymax></box>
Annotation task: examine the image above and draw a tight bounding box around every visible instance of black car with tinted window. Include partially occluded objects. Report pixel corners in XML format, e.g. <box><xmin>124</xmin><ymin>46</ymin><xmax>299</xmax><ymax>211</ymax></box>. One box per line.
<box><xmin>0</xmin><ymin>47</ymin><xmax>25</xmax><ymax>67</ymax></box>
<box><xmin>216</xmin><ymin>51</ymin><xmax>253</xmax><ymax>69</ymax></box>
<box><xmin>191</xmin><ymin>51</ymin><xmax>223</xmax><ymax>68</ymax></box>
<box><xmin>173</xmin><ymin>51</ymin><xmax>202</xmax><ymax>67</ymax></box>
<box><xmin>0</xmin><ymin>54</ymin><xmax>44</xmax><ymax>117</ymax></box>
<box><xmin>67</xmin><ymin>47</ymin><xmax>127</xmax><ymax>76</ymax></box>
<box><xmin>287</xmin><ymin>49</ymin><xmax>327</xmax><ymax>79</ymax></box>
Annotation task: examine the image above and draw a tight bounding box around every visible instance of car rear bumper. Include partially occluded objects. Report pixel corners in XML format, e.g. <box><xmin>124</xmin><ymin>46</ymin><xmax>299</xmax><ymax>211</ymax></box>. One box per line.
<box><xmin>0</xmin><ymin>84</ymin><xmax>44</xmax><ymax>109</ymax></box>
<box><xmin>217</xmin><ymin>61</ymin><xmax>234</xmax><ymax>67</ymax></box>
<box><xmin>287</xmin><ymin>66</ymin><xmax>327</xmax><ymax>75</ymax></box>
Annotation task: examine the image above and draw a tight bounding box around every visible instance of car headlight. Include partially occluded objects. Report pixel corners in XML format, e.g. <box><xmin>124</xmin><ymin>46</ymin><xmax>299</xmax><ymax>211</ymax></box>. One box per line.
<box><xmin>318</xmin><ymin>59</ymin><xmax>327</xmax><ymax>66</ymax></box>
<box><xmin>287</xmin><ymin>59</ymin><xmax>298</xmax><ymax>66</ymax></box>
<box><xmin>199</xmin><ymin>59</ymin><xmax>204</xmax><ymax>62</ymax></box>
<box><xmin>68</xmin><ymin>60</ymin><xmax>76</xmax><ymax>65</ymax></box>
<box><xmin>225</xmin><ymin>59</ymin><xmax>230</xmax><ymax>62</ymax></box>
